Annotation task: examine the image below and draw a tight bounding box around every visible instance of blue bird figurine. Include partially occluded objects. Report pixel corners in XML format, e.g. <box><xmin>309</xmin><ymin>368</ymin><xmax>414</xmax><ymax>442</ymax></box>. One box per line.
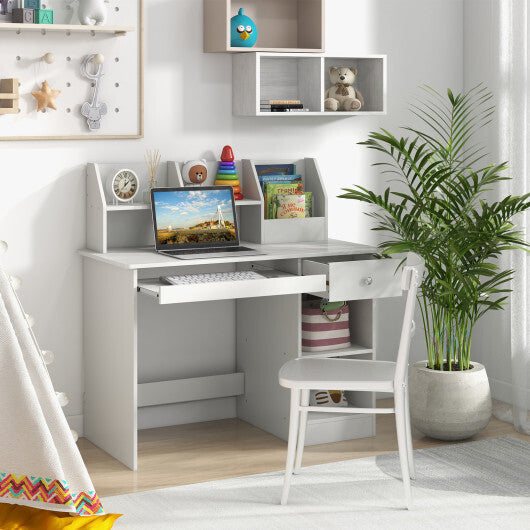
<box><xmin>230</xmin><ymin>8</ymin><xmax>258</xmax><ymax>47</ymax></box>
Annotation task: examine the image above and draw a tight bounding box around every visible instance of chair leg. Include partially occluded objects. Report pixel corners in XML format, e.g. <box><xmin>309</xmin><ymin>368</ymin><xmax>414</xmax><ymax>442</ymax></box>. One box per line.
<box><xmin>294</xmin><ymin>389</ymin><xmax>310</xmax><ymax>474</ymax></box>
<box><xmin>404</xmin><ymin>385</ymin><xmax>415</xmax><ymax>479</ymax></box>
<box><xmin>394</xmin><ymin>390</ymin><xmax>412</xmax><ymax>510</ymax></box>
<box><xmin>281</xmin><ymin>389</ymin><xmax>301</xmax><ymax>505</ymax></box>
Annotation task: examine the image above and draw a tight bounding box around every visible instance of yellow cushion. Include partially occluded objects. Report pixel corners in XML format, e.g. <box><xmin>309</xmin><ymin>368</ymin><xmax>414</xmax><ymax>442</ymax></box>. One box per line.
<box><xmin>0</xmin><ymin>503</ymin><xmax>121</xmax><ymax>529</ymax></box>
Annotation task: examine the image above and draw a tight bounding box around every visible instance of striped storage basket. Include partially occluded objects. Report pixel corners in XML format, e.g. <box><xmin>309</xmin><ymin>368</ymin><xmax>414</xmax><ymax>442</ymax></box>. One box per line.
<box><xmin>301</xmin><ymin>300</ymin><xmax>351</xmax><ymax>352</ymax></box>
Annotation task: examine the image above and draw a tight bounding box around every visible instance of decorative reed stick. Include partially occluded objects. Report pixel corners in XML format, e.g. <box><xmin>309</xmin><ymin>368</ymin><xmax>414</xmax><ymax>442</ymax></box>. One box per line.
<box><xmin>144</xmin><ymin>149</ymin><xmax>161</xmax><ymax>189</ymax></box>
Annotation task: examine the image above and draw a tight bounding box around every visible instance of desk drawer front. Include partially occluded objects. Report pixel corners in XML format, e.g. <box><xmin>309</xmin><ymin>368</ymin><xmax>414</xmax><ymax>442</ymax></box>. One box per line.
<box><xmin>303</xmin><ymin>259</ymin><xmax>402</xmax><ymax>301</ymax></box>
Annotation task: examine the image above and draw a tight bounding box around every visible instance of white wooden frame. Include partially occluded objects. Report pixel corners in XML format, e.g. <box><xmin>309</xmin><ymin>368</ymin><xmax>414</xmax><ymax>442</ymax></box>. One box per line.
<box><xmin>0</xmin><ymin>0</ymin><xmax>143</xmax><ymax>140</ymax></box>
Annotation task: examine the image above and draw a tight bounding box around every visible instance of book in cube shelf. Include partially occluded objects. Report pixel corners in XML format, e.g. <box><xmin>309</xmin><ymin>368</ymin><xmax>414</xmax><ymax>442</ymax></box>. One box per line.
<box><xmin>259</xmin><ymin>99</ymin><xmax>308</xmax><ymax>113</ymax></box>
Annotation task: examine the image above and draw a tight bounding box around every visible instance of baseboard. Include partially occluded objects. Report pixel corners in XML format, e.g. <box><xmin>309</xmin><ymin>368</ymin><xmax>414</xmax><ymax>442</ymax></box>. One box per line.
<box><xmin>489</xmin><ymin>377</ymin><xmax>530</xmax><ymax>408</ymax></box>
<box><xmin>66</xmin><ymin>414</ymin><xmax>84</xmax><ymax>437</ymax></box>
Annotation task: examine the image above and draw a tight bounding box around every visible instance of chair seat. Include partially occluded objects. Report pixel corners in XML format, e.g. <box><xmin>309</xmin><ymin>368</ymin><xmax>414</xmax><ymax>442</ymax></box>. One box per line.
<box><xmin>279</xmin><ymin>358</ymin><xmax>396</xmax><ymax>393</ymax></box>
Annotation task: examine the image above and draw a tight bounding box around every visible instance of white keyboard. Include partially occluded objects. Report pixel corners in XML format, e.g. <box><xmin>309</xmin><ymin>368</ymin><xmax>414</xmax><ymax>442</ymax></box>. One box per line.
<box><xmin>163</xmin><ymin>271</ymin><xmax>265</xmax><ymax>285</ymax></box>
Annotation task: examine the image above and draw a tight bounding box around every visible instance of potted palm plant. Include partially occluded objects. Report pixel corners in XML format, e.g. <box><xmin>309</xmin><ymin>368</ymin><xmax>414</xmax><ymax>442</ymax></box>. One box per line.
<box><xmin>340</xmin><ymin>86</ymin><xmax>530</xmax><ymax>440</ymax></box>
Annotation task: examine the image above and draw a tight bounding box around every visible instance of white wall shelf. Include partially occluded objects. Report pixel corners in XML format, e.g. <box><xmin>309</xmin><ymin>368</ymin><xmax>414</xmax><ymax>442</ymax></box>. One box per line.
<box><xmin>233</xmin><ymin>53</ymin><xmax>387</xmax><ymax>117</ymax></box>
<box><xmin>0</xmin><ymin>22</ymin><xmax>135</xmax><ymax>36</ymax></box>
<box><xmin>204</xmin><ymin>0</ymin><xmax>325</xmax><ymax>53</ymax></box>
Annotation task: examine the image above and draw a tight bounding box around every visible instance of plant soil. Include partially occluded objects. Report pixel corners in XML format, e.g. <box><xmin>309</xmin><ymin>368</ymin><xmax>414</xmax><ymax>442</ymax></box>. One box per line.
<box><xmin>426</xmin><ymin>362</ymin><xmax>474</xmax><ymax>371</ymax></box>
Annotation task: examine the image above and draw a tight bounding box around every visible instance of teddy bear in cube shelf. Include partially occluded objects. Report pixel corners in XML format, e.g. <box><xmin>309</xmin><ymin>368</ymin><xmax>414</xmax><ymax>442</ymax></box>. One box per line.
<box><xmin>324</xmin><ymin>67</ymin><xmax>364</xmax><ymax>112</ymax></box>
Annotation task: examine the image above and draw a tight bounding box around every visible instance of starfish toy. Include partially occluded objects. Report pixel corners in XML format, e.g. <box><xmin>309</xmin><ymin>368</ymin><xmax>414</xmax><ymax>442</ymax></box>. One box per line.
<box><xmin>31</xmin><ymin>81</ymin><xmax>61</xmax><ymax>112</ymax></box>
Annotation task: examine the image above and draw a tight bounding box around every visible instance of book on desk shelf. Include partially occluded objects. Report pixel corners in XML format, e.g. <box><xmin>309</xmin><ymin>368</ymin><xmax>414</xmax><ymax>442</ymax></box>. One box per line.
<box><xmin>259</xmin><ymin>174</ymin><xmax>302</xmax><ymax>191</ymax></box>
<box><xmin>264</xmin><ymin>182</ymin><xmax>303</xmax><ymax>219</ymax></box>
<box><xmin>271</xmin><ymin>192</ymin><xmax>313</xmax><ymax>219</ymax></box>
<box><xmin>273</xmin><ymin>194</ymin><xmax>306</xmax><ymax>219</ymax></box>
<box><xmin>255</xmin><ymin>164</ymin><xmax>296</xmax><ymax>178</ymax></box>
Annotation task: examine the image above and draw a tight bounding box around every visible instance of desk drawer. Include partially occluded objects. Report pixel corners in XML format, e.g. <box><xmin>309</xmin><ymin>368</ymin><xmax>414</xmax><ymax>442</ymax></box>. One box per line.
<box><xmin>302</xmin><ymin>258</ymin><xmax>402</xmax><ymax>301</ymax></box>
<box><xmin>138</xmin><ymin>269</ymin><xmax>326</xmax><ymax>304</ymax></box>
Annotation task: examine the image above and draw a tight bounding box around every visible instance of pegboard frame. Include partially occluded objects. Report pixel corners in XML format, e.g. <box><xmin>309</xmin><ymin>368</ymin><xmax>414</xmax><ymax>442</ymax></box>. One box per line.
<box><xmin>0</xmin><ymin>0</ymin><xmax>144</xmax><ymax>141</ymax></box>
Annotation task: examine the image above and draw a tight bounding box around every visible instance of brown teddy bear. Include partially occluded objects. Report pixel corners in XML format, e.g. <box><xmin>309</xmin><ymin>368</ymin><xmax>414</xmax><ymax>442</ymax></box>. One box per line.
<box><xmin>324</xmin><ymin>67</ymin><xmax>364</xmax><ymax>111</ymax></box>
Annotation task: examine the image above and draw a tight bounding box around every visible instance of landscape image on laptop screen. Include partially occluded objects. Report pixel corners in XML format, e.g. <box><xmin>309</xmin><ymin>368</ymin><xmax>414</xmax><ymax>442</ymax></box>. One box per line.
<box><xmin>153</xmin><ymin>189</ymin><xmax>237</xmax><ymax>245</ymax></box>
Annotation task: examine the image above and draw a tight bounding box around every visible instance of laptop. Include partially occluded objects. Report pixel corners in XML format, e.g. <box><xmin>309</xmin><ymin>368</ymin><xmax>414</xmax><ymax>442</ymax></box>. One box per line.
<box><xmin>151</xmin><ymin>186</ymin><xmax>261</xmax><ymax>260</ymax></box>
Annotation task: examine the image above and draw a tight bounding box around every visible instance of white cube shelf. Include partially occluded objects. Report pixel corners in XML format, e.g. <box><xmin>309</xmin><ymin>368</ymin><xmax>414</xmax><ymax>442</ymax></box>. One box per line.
<box><xmin>204</xmin><ymin>0</ymin><xmax>325</xmax><ymax>53</ymax></box>
<box><xmin>233</xmin><ymin>53</ymin><xmax>387</xmax><ymax>117</ymax></box>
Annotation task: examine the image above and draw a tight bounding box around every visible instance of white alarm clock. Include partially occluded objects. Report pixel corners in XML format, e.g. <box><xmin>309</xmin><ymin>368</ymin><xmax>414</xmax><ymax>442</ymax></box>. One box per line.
<box><xmin>108</xmin><ymin>169</ymin><xmax>140</xmax><ymax>203</ymax></box>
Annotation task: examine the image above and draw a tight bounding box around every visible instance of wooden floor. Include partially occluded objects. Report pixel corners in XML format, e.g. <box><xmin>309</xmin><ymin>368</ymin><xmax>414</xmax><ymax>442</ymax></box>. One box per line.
<box><xmin>79</xmin><ymin>400</ymin><xmax>530</xmax><ymax>498</ymax></box>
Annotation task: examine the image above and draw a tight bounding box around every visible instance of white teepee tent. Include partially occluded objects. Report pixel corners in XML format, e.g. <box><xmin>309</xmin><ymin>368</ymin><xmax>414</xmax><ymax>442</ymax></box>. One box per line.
<box><xmin>0</xmin><ymin>241</ymin><xmax>103</xmax><ymax>516</ymax></box>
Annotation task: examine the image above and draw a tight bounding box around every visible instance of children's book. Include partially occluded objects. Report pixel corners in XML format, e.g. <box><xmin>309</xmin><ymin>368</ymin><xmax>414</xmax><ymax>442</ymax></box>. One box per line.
<box><xmin>304</xmin><ymin>192</ymin><xmax>313</xmax><ymax>217</ymax></box>
<box><xmin>273</xmin><ymin>195</ymin><xmax>306</xmax><ymax>219</ymax></box>
<box><xmin>259</xmin><ymin>174</ymin><xmax>302</xmax><ymax>191</ymax></box>
<box><xmin>264</xmin><ymin>182</ymin><xmax>303</xmax><ymax>219</ymax></box>
<box><xmin>255</xmin><ymin>164</ymin><xmax>295</xmax><ymax>177</ymax></box>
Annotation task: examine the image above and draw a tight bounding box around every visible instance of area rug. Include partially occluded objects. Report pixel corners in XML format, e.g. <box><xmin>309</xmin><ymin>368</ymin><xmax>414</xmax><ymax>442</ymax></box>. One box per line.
<box><xmin>103</xmin><ymin>436</ymin><xmax>530</xmax><ymax>529</ymax></box>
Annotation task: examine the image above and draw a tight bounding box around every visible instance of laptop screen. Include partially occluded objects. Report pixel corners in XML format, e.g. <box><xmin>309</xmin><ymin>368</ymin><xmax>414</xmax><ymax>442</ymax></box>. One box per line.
<box><xmin>151</xmin><ymin>187</ymin><xmax>239</xmax><ymax>250</ymax></box>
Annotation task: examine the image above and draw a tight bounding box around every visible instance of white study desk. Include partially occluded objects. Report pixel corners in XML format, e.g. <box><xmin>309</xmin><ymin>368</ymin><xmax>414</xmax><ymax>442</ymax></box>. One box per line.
<box><xmin>80</xmin><ymin>240</ymin><xmax>402</xmax><ymax>470</ymax></box>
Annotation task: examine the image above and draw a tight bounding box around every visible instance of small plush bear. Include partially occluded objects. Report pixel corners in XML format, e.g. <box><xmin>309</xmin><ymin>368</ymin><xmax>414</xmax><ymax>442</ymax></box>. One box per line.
<box><xmin>182</xmin><ymin>160</ymin><xmax>208</xmax><ymax>186</ymax></box>
<box><xmin>324</xmin><ymin>67</ymin><xmax>364</xmax><ymax>112</ymax></box>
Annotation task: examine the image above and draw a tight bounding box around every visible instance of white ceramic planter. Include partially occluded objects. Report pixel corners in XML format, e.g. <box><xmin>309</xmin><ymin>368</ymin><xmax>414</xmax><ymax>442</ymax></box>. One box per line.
<box><xmin>409</xmin><ymin>361</ymin><xmax>492</xmax><ymax>441</ymax></box>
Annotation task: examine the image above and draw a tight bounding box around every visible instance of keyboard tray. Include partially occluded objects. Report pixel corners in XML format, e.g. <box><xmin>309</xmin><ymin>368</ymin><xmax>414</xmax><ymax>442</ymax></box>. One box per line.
<box><xmin>137</xmin><ymin>269</ymin><xmax>326</xmax><ymax>305</ymax></box>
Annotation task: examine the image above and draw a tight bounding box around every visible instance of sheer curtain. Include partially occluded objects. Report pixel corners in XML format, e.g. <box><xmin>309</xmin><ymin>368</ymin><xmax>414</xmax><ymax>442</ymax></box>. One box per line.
<box><xmin>498</xmin><ymin>0</ymin><xmax>530</xmax><ymax>434</ymax></box>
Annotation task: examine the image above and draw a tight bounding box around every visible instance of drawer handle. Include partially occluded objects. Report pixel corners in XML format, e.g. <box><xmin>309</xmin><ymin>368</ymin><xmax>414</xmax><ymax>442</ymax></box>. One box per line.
<box><xmin>363</xmin><ymin>276</ymin><xmax>373</xmax><ymax>286</ymax></box>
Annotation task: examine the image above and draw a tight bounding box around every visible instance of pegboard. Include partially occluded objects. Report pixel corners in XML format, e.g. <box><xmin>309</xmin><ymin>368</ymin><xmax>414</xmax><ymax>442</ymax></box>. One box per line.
<box><xmin>0</xmin><ymin>0</ymin><xmax>142</xmax><ymax>140</ymax></box>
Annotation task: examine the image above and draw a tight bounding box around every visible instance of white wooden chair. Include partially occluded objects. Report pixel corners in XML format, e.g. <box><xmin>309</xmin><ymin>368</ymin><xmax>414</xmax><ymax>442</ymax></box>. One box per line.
<box><xmin>278</xmin><ymin>255</ymin><xmax>424</xmax><ymax>509</ymax></box>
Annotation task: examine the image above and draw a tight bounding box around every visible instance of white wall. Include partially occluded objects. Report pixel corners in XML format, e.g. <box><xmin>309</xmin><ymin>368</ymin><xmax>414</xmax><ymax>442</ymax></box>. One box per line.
<box><xmin>0</xmin><ymin>0</ymin><xmax>464</xmax><ymax>433</ymax></box>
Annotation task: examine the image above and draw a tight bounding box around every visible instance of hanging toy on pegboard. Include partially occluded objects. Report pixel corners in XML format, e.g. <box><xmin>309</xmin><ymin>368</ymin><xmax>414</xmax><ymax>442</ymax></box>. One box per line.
<box><xmin>215</xmin><ymin>146</ymin><xmax>243</xmax><ymax>201</ymax></box>
<box><xmin>81</xmin><ymin>53</ymin><xmax>107</xmax><ymax>131</ymax></box>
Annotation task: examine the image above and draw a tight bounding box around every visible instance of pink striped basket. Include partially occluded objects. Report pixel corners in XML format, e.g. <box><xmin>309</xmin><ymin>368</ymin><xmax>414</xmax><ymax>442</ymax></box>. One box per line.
<box><xmin>301</xmin><ymin>301</ymin><xmax>351</xmax><ymax>352</ymax></box>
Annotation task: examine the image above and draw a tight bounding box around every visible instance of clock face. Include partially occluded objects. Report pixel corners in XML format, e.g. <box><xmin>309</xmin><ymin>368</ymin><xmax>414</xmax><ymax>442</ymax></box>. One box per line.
<box><xmin>112</xmin><ymin>170</ymin><xmax>139</xmax><ymax>202</ymax></box>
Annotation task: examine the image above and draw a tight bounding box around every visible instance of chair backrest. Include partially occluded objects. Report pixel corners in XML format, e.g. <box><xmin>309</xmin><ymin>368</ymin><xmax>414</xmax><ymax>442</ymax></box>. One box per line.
<box><xmin>393</xmin><ymin>253</ymin><xmax>424</xmax><ymax>390</ymax></box>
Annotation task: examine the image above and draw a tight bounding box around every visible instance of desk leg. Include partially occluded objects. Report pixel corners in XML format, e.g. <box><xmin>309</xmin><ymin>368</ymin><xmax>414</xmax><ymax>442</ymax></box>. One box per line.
<box><xmin>83</xmin><ymin>259</ymin><xmax>138</xmax><ymax>470</ymax></box>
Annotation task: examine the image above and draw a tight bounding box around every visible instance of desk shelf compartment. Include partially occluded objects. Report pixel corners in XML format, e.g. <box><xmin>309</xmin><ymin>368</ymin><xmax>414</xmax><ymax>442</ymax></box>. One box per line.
<box><xmin>233</xmin><ymin>53</ymin><xmax>386</xmax><ymax>117</ymax></box>
<box><xmin>168</xmin><ymin>159</ymin><xmax>261</xmax><ymax>206</ymax></box>
<box><xmin>204</xmin><ymin>0</ymin><xmax>325</xmax><ymax>53</ymax></box>
<box><xmin>87</xmin><ymin>162</ymin><xmax>169</xmax><ymax>253</ymax></box>
<box><xmin>137</xmin><ymin>268</ymin><xmax>326</xmax><ymax>305</ymax></box>
<box><xmin>239</xmin><ymin>158</ymin><xmax>328</xmax><ymax>244</ymax></box>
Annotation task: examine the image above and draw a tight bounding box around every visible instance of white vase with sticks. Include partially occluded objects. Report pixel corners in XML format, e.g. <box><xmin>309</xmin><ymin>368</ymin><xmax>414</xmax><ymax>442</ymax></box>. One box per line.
<box><xmin>143</xmin><ymin>149</ymin><xmax>161</xmax><ymax>204</ymax></box>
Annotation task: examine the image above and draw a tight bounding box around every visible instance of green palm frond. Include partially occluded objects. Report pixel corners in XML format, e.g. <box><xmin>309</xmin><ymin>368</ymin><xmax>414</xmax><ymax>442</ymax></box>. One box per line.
<box><xmin>340</xmin><ymin>85</ymin><xmax>530</xmax><ymax>371</ymax></box>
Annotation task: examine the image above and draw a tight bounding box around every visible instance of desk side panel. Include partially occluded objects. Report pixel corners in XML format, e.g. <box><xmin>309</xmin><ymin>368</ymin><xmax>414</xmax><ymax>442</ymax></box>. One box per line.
<box><xmin>83</xmin><ymin>259</ymin><xmax>138</xmax><ymax>470</ymax></box>
<box><xmin>236</xmin><ymin>294</ymin><xmax>301</xmax><ymax>440</ymax></box>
